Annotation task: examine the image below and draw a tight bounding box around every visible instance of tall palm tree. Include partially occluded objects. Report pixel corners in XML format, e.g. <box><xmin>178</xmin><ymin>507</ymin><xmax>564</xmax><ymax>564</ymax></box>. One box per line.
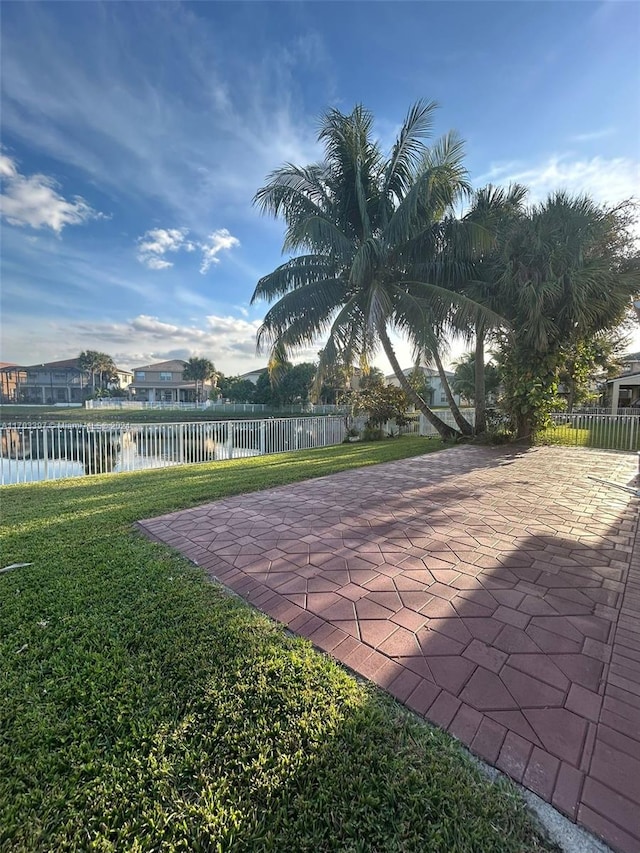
<box><xmin>444</xmin><ymin>184</ymin><xmax>528</xmax><ymax>434</ymax></box>
<box><xmin>495</xmin><ymin>193</ymin><xmax>639</xmax><ymax>437</ymax></box>
<box><xmin>183</xmin><ymin>357</ymin><xmax>217</xmax><ymax>403</ymax></box>
<box><xmin>251</xmin><ymin>101</ymin><xmax>496</xmax><ymax>441</ymax></box>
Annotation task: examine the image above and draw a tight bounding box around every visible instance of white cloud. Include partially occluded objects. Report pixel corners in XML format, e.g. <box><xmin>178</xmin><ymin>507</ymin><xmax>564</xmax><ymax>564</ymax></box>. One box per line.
<box><xmin>145</xmin><ymin>257</ymin><xmax>174</xmax><ymax>270</ymax></box>
<box><xmin>0</xmin><ymin>153</ymin><xmax>103</xmax><ymax>233</ymax></box>
<box><xmin>18</xmin><ymin>313</ymin><xmax>265</xmax><ymax>372</ymax></box>
<box><xmin>475</xmin><ymin>154</ymin><xmax>640</xmax><ymax>208</ymax></box>
<box><xmin>136</xmin><ymin>227</ymin><xmax>195</xmax><ymax>269</ymax></box>
<box><xmin>136</xmin><ymin>226</ymin><xmax>240</xmax><ymax>273</ymax></box>
<box><xmin>199</xmin><ymin>229</ymin><xmax>241</xmax><ymax>274</ymax></box>
<box><xmin>569</xmin><ymin>128</ymin><xmax>615</xmax><ymax>144</ymax></box>
<box><xmin>0</xmin><ymin>6</ymin><xmax>323</xmax><ymax>230</ymax></box>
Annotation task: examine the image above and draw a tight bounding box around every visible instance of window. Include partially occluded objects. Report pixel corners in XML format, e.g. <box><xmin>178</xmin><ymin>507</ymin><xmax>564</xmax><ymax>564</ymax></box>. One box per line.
<box><xmin>135</xmin><ymin>371</ymin><xmax>146</xmax><ymax>380</ymax></box>
<box><xmin>439</xmin><ymin>392</ymin><xmax>447</xmax><ymax>403</ymax></box>
<box><xmin>53</xmin><ymin>371</ymin><xmax>67</xmax><ymax>381</ymax></box>
<box><xmin>160</xmin><ymin>372</ymin><xmax>172</xmax><ymax>381</ymax></box>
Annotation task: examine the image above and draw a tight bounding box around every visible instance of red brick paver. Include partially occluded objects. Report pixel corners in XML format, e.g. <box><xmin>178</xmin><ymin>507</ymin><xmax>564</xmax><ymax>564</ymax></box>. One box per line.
<box><xmin>138</xmin><ymin>445</ymin><xmax>640</xmax><ymax>852</ymax></box>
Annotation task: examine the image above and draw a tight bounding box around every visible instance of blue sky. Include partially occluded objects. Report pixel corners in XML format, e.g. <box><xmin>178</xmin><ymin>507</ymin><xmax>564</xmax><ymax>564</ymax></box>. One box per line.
<box><xmin>1</xmin><ymin>0</ymin><xmax>639</xmax><ymax>374</ymax></box>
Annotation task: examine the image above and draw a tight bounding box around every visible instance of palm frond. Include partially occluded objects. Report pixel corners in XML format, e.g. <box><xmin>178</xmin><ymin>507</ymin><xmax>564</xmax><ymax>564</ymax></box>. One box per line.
<box><xmin>256</xmin><ymin>279</ymin><xmax>347</xmax><ymax>353</ymax></box>
<box><xmin>381</xmin><ymin>99</ymin><xmax>438</xmax><ymax>207</ymax></box>
<box><xmin>251</xmin><ymin>255</ymin><xmax>339</xmax><ymax>304</ymax></box>
<box><xmin>284</xmin><ymin>213</ymin><xmax>356</xmax><ymax>258</ymax></box>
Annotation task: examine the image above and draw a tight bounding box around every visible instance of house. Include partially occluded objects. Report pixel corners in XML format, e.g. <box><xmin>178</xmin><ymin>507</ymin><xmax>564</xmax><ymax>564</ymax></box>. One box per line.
<box><xmin>238</xmin><ymin>368</ymin><xmax>269</xmax><ymax>385</ymax></box>
<box><xmin>129</xmin><ymin>360</ymin><xmax>214</xmax><ymax>403</ymax></box>
<box><xmin>0</xmin><ymin>358</ymin><xmax>132</xmax><ymax>404</ymax></box>
<box><xmin>0</xmin><ymin>363</ymin><xmax>24</xmax><ymax>403</ymax></box>
<box><xmin>606</xmin><ymin>352</ymin><xmax>640</xmax><ymax>412</ymax></box>
<box><xmin>385</xmin><ymin>366</ymin><xmax>462</xmax><ymax>407</ymax></box>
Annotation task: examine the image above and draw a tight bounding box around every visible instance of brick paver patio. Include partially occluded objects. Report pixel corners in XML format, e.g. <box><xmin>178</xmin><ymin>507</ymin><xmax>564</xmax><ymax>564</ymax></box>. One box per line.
<box><xmin>138</xmin><ymin>445</ymin><xmax>640</xmax><ymax>852</ymax></box>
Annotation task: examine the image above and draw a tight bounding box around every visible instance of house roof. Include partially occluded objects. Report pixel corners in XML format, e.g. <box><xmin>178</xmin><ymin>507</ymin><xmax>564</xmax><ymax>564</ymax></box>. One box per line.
<box><xmin>0</xmin><ymin>362</ymin><xmax>18</xmax><ymax>370</ymax></box>
<box><xmin>608</xmin><ymin>371</ymin><xmax>640</xmax><ymax>383</ymax></box>
<box><xmin>621</xmin><ymin>352</ymin><xmax>640</xmax><ymax>362</ymax></box>
<box><xmin>131</xmin><ymin>359</ymin><xmax>187</xmax><ymax>372</ymax></box>
<box><xmin>239</xmin><ymin>367</ymin><xmax>268</xmax><ymax>379</ymax></box>
<box><xmin>23</xmin><ymin>358</ymin><xmax>83</xmax><ymax>370</ymax></box>
<box><xmin>386</xmin><ymin>366</ymin><xmax>454</xmax><ymax>380</ymax></box>
<box><xmin>14</xmin><ymin>358</ymin><xmax>131</xmax><ymax>373</ymax></box>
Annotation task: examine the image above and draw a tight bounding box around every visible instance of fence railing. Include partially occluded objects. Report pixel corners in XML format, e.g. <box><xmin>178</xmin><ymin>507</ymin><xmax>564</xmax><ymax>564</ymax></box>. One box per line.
<box><xmin>572</xmin><ymin>407</ymin><xmax>640</xmax><ymax>417</ymax></box>
<box><xmin>418</xmin><ymin>408</ymin><xmax>475</xmax><ymax>436</ymax></box>
<box><xmin>84</xmin><ymin>399</ymin><xmax>349</xmax><ymax>415</ymax></box>
<box><xmin>0</xmin><ymin>416</ymin><xmax>347</xmax><ymax>485</ymax></box>
<box><xmin>539</xmin><ymin>413</ymin><xmax>640</xmax><ymax>452</ymax></box>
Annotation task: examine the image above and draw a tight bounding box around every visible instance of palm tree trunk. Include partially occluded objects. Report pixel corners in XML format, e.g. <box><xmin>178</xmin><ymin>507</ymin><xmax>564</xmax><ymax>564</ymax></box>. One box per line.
<box><xmin>432</xmin><ymin>349</ymin><xmax>473</xmax><ymax>436</ymax></box>
<box><xmin>474</xmin><ymin>321</ymin><xmax>486</xmax><ymax>434</ymax></box>
<box><xmin>378</xmin><ymin>326</ymin><xmax>460</xmax><ymax>441</ymax></box>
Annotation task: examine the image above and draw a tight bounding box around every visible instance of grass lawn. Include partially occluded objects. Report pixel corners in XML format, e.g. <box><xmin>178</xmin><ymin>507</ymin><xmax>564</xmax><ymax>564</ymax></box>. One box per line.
<box><xmin>1</xmin><ymin>437</ymin><xmax>555</xmax><ymax>852</ymax></box>
<box><xmin>0</xmin><ymin>405</ymin><xmax>313</xmax><ymax>424</ymax></box>
<box><xmin>535</xmin><ymin>421</ymin><xmax>640</xmax><ymax>451</ymax></box>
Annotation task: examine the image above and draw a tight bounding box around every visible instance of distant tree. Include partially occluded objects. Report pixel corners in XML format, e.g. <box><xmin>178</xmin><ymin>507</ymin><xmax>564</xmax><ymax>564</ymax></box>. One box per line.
<box><xmin>225</xmin><ymin>379</ymin><xmax>257</xmax><ymax>403</ymax></box>
<box><xmin>406</xmin><ymin>367</ymin><xmax>433</xmax><ymax>405</ymax></box>
<box><xmin>358</xmin><ymin>366</ymin><xmax>385</xmax><ymax>390</ymax></box>
<box><xmin>183</xmin><ymin>357</ymin><xmax>217</xmax><ymax>402</ymax></box>
<box><xmin>78</xmin><ymin>351</ymin><xmax>117</xmax><ymax>394</ymax></box>
<box><xmin>558</xmin><ymin>331</ymin><xmax>627</xmax><ymax>412</ymax></box>
<box><xmin>452</xmin><ymin>353</ymin><xmax>501</xmax><ymax>405</ymax></box>
<box><xmin>356</xmin><ymin>384</ymin><xmax>412</xmax><ymax>432</ymax></box>
<box><xmin>277</xmin><ymin>362</ymin><xmax>317</xmax><ymax>405</ymax></box>
<box><xmin>254</xmin><ymin>370</ymin><xmax>278</xmax><ymax>405</ymax></box>
<box><xmin>254</xmin><ymin>362</ymin><xmax>316</xmax><ymax>406</ymax></box>
<box><xmin>317</xmin><ymin>353</ymin><xmax>354</xmax><ymax>404</ymax></box>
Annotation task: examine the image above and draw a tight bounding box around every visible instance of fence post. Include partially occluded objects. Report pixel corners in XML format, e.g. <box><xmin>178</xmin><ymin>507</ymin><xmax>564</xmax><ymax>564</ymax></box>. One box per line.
<box><xmin>260</xmin><ymin>421</ymin><xmax>266</xmax><ymax>455</ymax></box>
<box><xmin>179</xmin><ymin>423</ymin><xmax>185</xmax><ymax>464</ymax></box>
<box><xmin>227</xmin><ymin>422</ymin><xmax>234</xmax><ymax>459</ymax></box>
<box><xmin>42</xmin><ymin>428</ymin><xmax>49</xmax><ymax>480</ymax></box>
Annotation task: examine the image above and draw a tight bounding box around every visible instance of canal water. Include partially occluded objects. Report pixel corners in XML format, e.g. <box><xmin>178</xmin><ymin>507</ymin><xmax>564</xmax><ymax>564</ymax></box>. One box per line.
<box><xmin>1</xmin><ymin>442</ymin><xmax>258</xmax><ymax>485</ymax></box>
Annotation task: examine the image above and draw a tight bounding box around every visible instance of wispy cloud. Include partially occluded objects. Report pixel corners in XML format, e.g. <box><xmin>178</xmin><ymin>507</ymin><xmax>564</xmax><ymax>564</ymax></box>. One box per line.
<box><xmin>0</xmin><ymin>5</ymin><xmax>323</xmax><ymax>229</ymax></box>
<box><xmin>136</xmin><ymin>226</ymin><xmax>239</xmax><ymax>273</ymax></box>
<box><xmin>136</xmin><ymin>227</ymin><xmax>195</xmax><ymax>270</ymax></box>
<box><xmin>475</xmin><ymin>154</ymin><xmax>640</xmax><ymax>207</ymax></box>
<box><xmin>569</xmin><ymin>128</ymin><xmax>616</xmax><ymax>144</ymax></box>
<box><xmin>60</xmin><ymin>313</ymin><xmax>263</xmax><ymax>368</ymax></box>
<box><xmin>199</xmin><ymin>229</ymin><xmax>240</xmax><ymax>274</ymax></box>
<box><xmin>0</xmin><ymin>153</ymin><xmax>104</xmax><ymax>233</ymax></box>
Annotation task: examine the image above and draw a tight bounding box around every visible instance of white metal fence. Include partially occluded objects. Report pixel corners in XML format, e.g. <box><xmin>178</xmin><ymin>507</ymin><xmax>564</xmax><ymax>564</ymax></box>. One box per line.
<box><xmin>85</xmin><ymin>399</ymin><xmax>348</xmax><ymax>415</ymax></box>
<box><xmin>419</xmin><ymin>408</ymin><xmax>475</xmax><ymax>436</ymax></box>
<box><xmin>0</xmin><ymin>417</ymin><xmax>347</xmax><ymax>485</ymax></box>
<box><xmin>541</xmin><ymin>413</ymin><xmax>640</xmax><ymax>452</ymax></box>
<box><xmin>572</xmin><ymin>407</ymin><xmax>640</xmax><ymax>417</ymax></box>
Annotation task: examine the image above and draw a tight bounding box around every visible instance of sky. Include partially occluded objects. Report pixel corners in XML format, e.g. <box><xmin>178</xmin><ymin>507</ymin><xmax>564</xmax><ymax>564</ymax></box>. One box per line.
<box><xmin>1</xmin><ymin>0</ymin><xmax>639</xmax><ymax>376</ymax></box>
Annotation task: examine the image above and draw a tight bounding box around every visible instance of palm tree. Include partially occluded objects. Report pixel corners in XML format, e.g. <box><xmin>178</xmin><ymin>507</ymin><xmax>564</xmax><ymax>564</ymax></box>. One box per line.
<box><xmin>452</xmin><ymin>352</ymin><xmax>501</xmax><ymax>404</ymax></box>
<box><xmin>182</xmin><ymin>357</ymin><xmax>217</xmax><ymax>403</ymax></box>
<box><xmin>251</xmin><ymin>101</ymin><xmax>496</xmax><ymax>441</ymax></box>
<box><xmin>447</xmin><ymin>184</ymin><xmax>528</xmax><ymax>434</ymax></box>
<box><xmin>78</xmin><ymin>351</ymin><xmax>117</xmax><ymax>395</ymax></box>
<box><xmin>495</xmin><ymin>193</ymin><xmax>639</xmax><ymax>437</ymax></box>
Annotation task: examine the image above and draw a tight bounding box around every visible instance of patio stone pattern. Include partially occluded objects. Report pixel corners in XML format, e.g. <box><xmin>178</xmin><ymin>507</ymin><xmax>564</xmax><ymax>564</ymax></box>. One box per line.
<box><xmin>138</xmin><ymin>445</ymin><xmax>640</xmax><ymax>853</ymax></box>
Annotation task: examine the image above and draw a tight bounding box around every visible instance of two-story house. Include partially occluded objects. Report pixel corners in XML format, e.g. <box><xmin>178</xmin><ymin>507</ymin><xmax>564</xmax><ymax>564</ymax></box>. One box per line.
<box><xmin>385</xmin><ymin>366</ymin><xmax>462</xmax><ymax>407</ymax></box>
<box><xmin>606</xmin><ymin>351</ymin><xmax>640</xmax><ymax>412</ymax></box>
<box><xmin>1</xmin><ymin>358</ymin><xmax>132</xmax><ymax>404</ymax></box>
<box><xmin>0</xmin><ymin>363</ymin><xmax>24</xmax><ymax>404</ymax></box>
<box><xmin>129</xmin><ymin>360</ymin><xmax>214</xmax><ymax>403</ymax></box>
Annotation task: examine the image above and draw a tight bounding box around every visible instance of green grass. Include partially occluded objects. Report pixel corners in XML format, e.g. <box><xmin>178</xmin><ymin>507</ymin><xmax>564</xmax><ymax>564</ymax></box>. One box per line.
<box><xmin>1</xmin><ymin>438</ymin><xmax>555</xmax><ymax>852</ymax></box>
<box><xmin>0</xmin><ymin>405</ymin><xmax>318</xmax><ymax>424</ymax></box>
<box><xmin>535</xmin><ymin>421</ymin><xmax>640</xmax><ymax>451</ymax></box>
